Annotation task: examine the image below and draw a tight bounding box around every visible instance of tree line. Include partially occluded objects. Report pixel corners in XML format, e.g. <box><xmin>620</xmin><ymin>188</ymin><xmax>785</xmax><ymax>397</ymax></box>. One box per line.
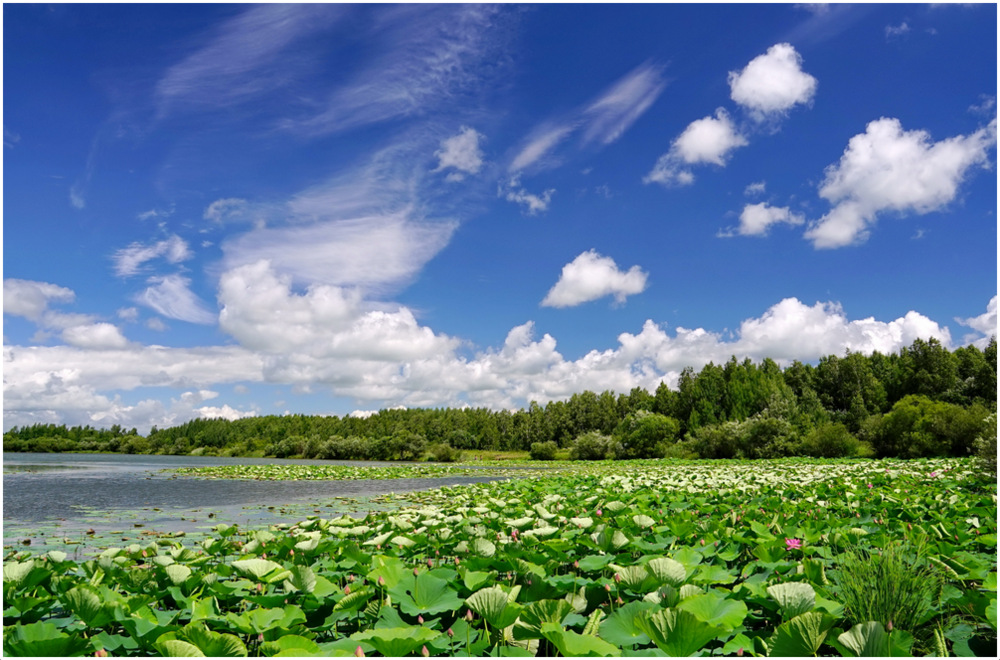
<box><xmin>4</xmin><ymin>337</ymin><xmax>995</xmax><ymax>461</ymax></box>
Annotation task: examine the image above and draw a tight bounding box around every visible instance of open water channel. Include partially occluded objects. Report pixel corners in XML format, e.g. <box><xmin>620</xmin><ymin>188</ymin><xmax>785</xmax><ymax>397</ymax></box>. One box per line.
<box><xmin>2</xmin><ymin>453</ymin><xmax>506</xmax><ymax>556</ymax></box>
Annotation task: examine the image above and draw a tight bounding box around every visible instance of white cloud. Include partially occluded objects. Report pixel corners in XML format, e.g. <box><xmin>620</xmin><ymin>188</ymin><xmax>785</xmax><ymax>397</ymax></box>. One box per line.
<box><xmin>541</xmin><ymin>250</ymin><xmax>649</xmax><ymax>308</ymax></box>
<box><xmin>509</xmin><ymin>125</ymin><xmax>576</xmax><ymax>173</ymax></box>
<box><xmin>146</xmin><ymin>317</ymin><xmax>168</xmax><ymax>332</ymax></box>
<box><xmin>509</xmin><ymin>61</ymin><xmax>666</xmax><ymax>173</ymax></box>
<box><xmin>728</xmin><ymin>43</ymin><xmax>817</xmax><ymax>120</ymax></box>
<box><xmin>744</xmin><ymin>181</ymin><xmax>767</xmax><ymax>196</ymax></box>
<box><xmin>644</xmin><ymin>109</ymin><xmax>747</xmax><ymax>186</ymax></box>
<box><xmin>957</xmin><ymin>295</ymin><xmax>997</xmax><ymax>347</ymax></box>
<box><xmin>580</xmin><ymin>61</ymin><xmax>666</xmax><ymax>146</ymax></box>
<box><xmin>499</xmin><ymin>176</ymin><xmax>556</xmax><ymax>214</ymax></box>
<box><xmin>885</xmin><ymin>22</ymin><xmax>911</xmax><ymax>39</ymax></box>
<box><xmin>134</xmin><ymin>274</ymin><xmax>216</xmax><ymax>325</ymax></box>
<box><xmin>112</xmin><ymin>235</ymin><xmax>192</xmax><ymax>277</ymax></box>
<box><xmin>283</xmin><ymin>4</ymin><xmax>506</xmax><ymax>136</ymax></box>
<box><xmin>60</xmin><ymin>323</ymin><xmax>130</xmax><ymax>350</ymax></box>
<box><xmin>724</xmin><ymin>202</ymin><xmax>805</xmax><ymax>237</ymax></box>
<box><xmin>434</xmin><ymin>126</ymin><xmax>485</xmax><ymax>180</ymax></box>
<box><xmin>155</xmin><ymin>4</ymin><xmax>344</xmax><ymax>116</ymax></box>
<box><xmin>204</xmin><ymin>198</ymin><xmax>254</xmax><ymax>223</ymax></box>
<box><xmin>805</xmin><ymin>117</ymin><xmax>998</xmax><ymax>248</ymax></box>
<box><xmin>969</xmin><ymin>94</ymin><xmax>996</xmax><ymax>116</ymax></box>
<box><xmin>117</xmin><ymin>307</ymin><xmax>140</xmax><ymax>322</ymax></box>
<box><xmin>4</xmin><ymin>279</ymin><xmax>75</xmax><ymax>321</ymax></box>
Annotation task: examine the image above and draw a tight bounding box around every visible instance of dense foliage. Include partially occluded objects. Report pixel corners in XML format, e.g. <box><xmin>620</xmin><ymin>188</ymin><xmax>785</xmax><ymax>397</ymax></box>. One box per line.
<box><xmin>3</xmin><ymin>459</ymin><xmax>995</xmax><ymax>656</ymax></box>
<box><xmin>5</xmin><ymin>338</ymin><xmax>995</xmax><ymax>462</ymax></box>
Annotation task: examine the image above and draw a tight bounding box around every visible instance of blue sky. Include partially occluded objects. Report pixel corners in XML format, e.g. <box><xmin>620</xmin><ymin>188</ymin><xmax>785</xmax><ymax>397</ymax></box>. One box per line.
<box><xmin>3</xmin><ymin>3</ymin><xmax>997</xmax><ymax>432</ymax></box>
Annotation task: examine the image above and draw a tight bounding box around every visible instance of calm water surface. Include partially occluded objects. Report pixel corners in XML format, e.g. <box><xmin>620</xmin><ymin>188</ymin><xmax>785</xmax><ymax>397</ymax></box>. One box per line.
<box><xmin>2</xmin><ymin>453</ymin><xmax>507</xmax><ymax>551</ymax></box>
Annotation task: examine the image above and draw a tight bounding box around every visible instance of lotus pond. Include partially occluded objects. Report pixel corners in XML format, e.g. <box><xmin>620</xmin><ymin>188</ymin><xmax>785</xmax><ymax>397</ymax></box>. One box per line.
<box><xmin>3</xmin><ymin>458</ymin><xmax>996</xmax><ymax>656</ymax></box>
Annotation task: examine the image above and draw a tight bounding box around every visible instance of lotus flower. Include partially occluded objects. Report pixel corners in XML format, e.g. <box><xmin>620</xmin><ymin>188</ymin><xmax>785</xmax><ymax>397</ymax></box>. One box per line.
<box><xmin>785</xmin><ymin>538</ymin><xmax>802</xmax><ymax>551</ymax></box>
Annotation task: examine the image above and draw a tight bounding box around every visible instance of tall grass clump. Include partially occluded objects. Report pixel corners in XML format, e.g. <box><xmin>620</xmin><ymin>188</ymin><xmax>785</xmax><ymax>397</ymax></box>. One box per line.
<box><xmin>834</xmin><ymin>543</ymin><xmax>940</xmax><ymax>634</ymax></box>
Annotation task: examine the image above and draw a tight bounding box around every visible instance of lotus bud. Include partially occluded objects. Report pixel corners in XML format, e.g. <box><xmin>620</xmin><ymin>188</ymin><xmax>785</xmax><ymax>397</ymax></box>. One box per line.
<box><xmin>596</xmin><ymin>509</ymin><xmax>603</xmax><ymax>516</ymax></box>
<box><xmin>414</xmin><ymin>567</ymin><xmax>420</xmax><ymax>576</ymax></box>
<box><xmin>141</xmin><ymin>550</ymin><xmax>147</xmax><ymax>557</ymax></box>
<box><xmin>427</xmin><ymin>559</ymin><xmax>434</xmax><ymax>568</ymax></box>
<box><xmin>887</xmin><ymin>620</ymin><xmax>893</xmax><ymax>632</ymax></box>
<box><xmin>95</xmin><ymin>650</ymin><xmax>109</xmax><ymax>657</ymax></box>
<box><xmin>376</xmin><ymin>544</ymin><xmax>381</xmax><ymax>550</ymax></box>
<box><xmin>258</xmin><ymin>633</ymin><xmax>265</xmax><ymax>643</ymax></box>
<box><xmin>454</xmin><ymin>557</ymin><xmax>460</xmax><ymax>566</ymax></box>
<box><xmin>348</xmin><ymin>574</ymin><xmax>355</xmax><ymax>582</ymax></box>
<box><xmin>573</xmin><ymin>560</ymin><xmax>580</xmax><ymax>569</ymax></box>
<box><xmin>613</xmin><ymin>573</ymin><xmax>622</xmax><ymax>584</ymax></box>
<box><xmin>354</xmin><ymin>645</ymin><xmax>365</xmax><ymax>657</ymax></box>
<box><xmin>290</xmin><ymin>549</ymin><xmax>295</xmax><ymax>556</ymax></box>
<box><xmin>700</xmin><ymin>539</ymin><xmax>705</xmax><ymax>546</ymax></box>
<box><xmin>465</xmin><ymin>609</ymin><xmax>474</xmax><ymax>622</ymax></box>
<box><xmin>422</xmin><ymin>646</ymin><xmax>430</xmax><ymax>657</ymax></box>
<box><xmin>378</xmin><ymin>576</ymin><xmax>385</xmax><ymax>587</ymax></box>
<box><xmin>604</xmin><ymin>583</ymin><xmax>612</xmax><ymax>592</ymax></box>
<box><xmin>736</xmin><ymin>648</ymin><xmax>743</xmax><ymax>657</ymax></box>
<box><xmin>344</xmin><ymin>585</ymin><xmax>351</xmax><ymax>595</ymax></box>
<box><xmin>447</xmin><ymin>628</ymin><xmax>455</xmax><ymax>638</ymax></box>
<box><xmin>418</xmin><ymin>615</ymin><xmax>425</xmax><ymax>624</ymax></box>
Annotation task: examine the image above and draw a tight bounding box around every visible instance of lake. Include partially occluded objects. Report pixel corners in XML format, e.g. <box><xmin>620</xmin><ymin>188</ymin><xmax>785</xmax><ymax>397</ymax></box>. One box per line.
<box><xmin>2</xmin><ymin>452</ymin><xmax>506</xmax><ymax>555</ymax></box>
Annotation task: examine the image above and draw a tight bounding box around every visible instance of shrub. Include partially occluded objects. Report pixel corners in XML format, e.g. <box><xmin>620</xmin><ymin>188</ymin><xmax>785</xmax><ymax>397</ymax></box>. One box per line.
<box><xmin>426</xmin><ymin>442</ymin><xmax>462</xmax><ymax>463</ymax></box>
<box><xmin>613</xmin><ymin>411</ymin><xmax>680</xmax><ymax>459</ymax></box>
<box><xmin>529</xmin><ymin>441</ymin><xmax>558</xmax><ymax>461</ymax></box>
<box><xmin>799</xmin><ymin>422</ymin><xmax>869</xmax><ymax>458</ymax></box>
<box><xmin>568</xmin><ymin>432</ymin><xmax>617</xmax><ymax>461</ymax></box>
<box><xmin>972</xmin><ymin>412</ymin><xmax>996</xmax><ymax>479</ymax></box>
<box><xmin>689</xmin><ymin>422</ymin><xmax>741</xmax><ymax>459</ymax></box>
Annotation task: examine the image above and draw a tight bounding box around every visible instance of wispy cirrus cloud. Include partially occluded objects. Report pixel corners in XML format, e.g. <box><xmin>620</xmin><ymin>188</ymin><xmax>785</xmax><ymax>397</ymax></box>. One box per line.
<box><xmin>509</xmin><ymin>61</ymin><xmax>666</xmax><ymax>173</ymax></box>
<box><xmin>112</xmin><ymin>235</ymin><xmax>192</xmax><ymax>277</ymax></box>
<box><xmin>279</xmin><ymin>4</ymin><xmax>510</xmax><ymax>137</ymax></box>
<box><xmin>154</xmin><ymin>4</ymin><xmax>344</xmax><ymax>116</ymax></box>
<box><xmin>134</xmin><ymin>274</ymin><xmax>216</xmax><ymax>325</ymax></box>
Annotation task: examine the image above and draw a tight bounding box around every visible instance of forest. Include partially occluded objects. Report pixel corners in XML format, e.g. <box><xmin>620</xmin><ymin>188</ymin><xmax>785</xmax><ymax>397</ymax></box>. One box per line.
<box><xmin>4</xmin><ymin>338</ymin><xmax>996</xmax><ymax>462</ymax></box>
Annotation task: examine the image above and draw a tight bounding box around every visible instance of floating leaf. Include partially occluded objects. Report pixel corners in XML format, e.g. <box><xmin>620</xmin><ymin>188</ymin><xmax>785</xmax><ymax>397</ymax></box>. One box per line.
<box><xmin>767</xmin><ymin>582</ymin><xmax>816</xmax><ymax>621</ymax></box>
<box><xmin>599</xmin><ymin>601</ymin><xmax>656</xmax><ymax>647</ymax></box>
<box><xmin>677</xmin><ymin>592</ymin><xmax>748</xmax><ymax>630</ymax></box>
<box><xmin>541</xmin><ymin>622</ymin><xmax>621</xmax><ymax>657</ymax></box>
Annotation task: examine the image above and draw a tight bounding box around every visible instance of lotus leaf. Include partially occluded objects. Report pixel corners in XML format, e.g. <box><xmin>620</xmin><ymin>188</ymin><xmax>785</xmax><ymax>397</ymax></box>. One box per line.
<box><xmin>541</xmin><ymin>621</ymin><xmax>622</xmax><ymax>657</ymax></box>
<box><xmin>467</xmin><ymin>586</ymin><xmax>522</xmax><ymax>629</ymax></box>
<box><xmin>351</xmin><ymin>626</ymin><xmax>440</xmax><ymax>657</ymax></box>
<box><xmin>766</xmin><ymin>611</ymin><xmax>833</xmax><ymax>657</ymax></box>
<box><xmin>2</xmin><ymin>621</ymin><xmax>92</xmax><ymax>657</ymax></box>
<box><xmin>646</xmin><ymin>557</ymin><xmax>687</xmax><ymax>587</ymax></box>
<box><xmin>767</xmin><ymin>581</ymin><xmax>816</xmax><ymax>620</ymax></box>
<box><xmin>677</xmin><ymin>592</ymin><xmax>748</xmax><ymax>630</ymax></box>
<box><xmin>599</xmin><ymin>600</ymin><xmax>656</xmax><ymax>647</ymax></box>
<box><xmin>635</xmin><ymin>608</ymin><xmax>725</xmax><ymax>657</ymax></box>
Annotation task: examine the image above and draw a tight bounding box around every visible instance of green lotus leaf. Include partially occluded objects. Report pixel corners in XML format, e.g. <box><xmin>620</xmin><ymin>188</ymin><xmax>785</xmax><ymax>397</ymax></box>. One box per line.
<box><xmin>767</xmin><ymin>611</ymin><xmax>833</xmax><ymax>657</ymax></box>
<box><xmin>569</xmin><ymin>516</ymin><xmax>594</xmax><ymax>528</ymax></box>
<box><xmin>350</xmin><ymin>626</ymin><xmax>440</xmax><ymax>657</ymax></box>
<box><xmin>837</xmin><ymin>621</ymin><xmax>890</xmax><ymax>657</ymax></box>
<box><xmin>540</xmin><ymin>622</ymin><xmax>621</xmax><ymax>657</ymax></box>
<box><xmin>161</xmin><ymin>640</ymin><xmax>205</xmax><ymax>657</ymax></box>
<box><xmin>3</xmin><ymin>560</ymin><xmax>35</xmax><ymax>587</ymax></box>
<box><xmin>390</xmin><ymin>571</ymin><xmax>465</xmax><ymax>616</ymax></box>
<box><xmin>635</xmin><ymin>608</ymin><xmax>724</xmax><ymax>657</ymax></box>
<box><xmin>646</xmin><ymin>557</ymin><xmax>687</xmax><ymax>587</ymax></box>
<box><xmin>177</xmin><ymin>623</ymin><xmax>248</xmax><ymax>657</ymax></box>
<box><xmin>677</xmin><ymin>592</ymin><xmax>748</xmax><ymax>630</ymax></box>
<box><xmin>467</xmin><ymin>586</ymin><xmax>522</xmax><ymax>629</ymax></box>
<box><xmin>767</xmin><ymin>582</ymin><xmax>816</xmax><ymax>620</ymax></box>
<box><xmin>165</xmin><ymin>564</ymin><xmax>192</xmax><ymax>586</ymax></box>
<box><xmin>472</xmin><ymin>537</ymin><xmax>497</xmax><ymax>557</ymax></box>
<box><xmin>284</xmin><ymin>564</ymin><xmax>317</xmax><ymax>594</ymax></box>
<box><xmin>366</xmin><ymin>555</ymin><xmax>408</xmax><ymax>589</ymax></box>
<box><xmin>609</xmin><ymin>563</ymin><xmax>653</xmax><ymax>591</ymax></box>
<box><xmin>577</xmin><ymin>554</ymin><xmax>614</xmax><ymax>572</ymax></box>
<box><xmin>261</xmin><ymin>634</ymin><xmax>321</xmax><ymax>657</ymax></box>
<box><xmin>230</xmin><ymin>559</ymin><xmax>289</xmax><ymax>583</ymax></box>
<box><xmin>63</xmin><ymin>585</ymin><xmax>116</xmax><ymax>629</ymax></box>
<box><xmin>2</xmin><ymin>621</ymin><xmax>92</xmax><ymax>657</ymax></box>
<box><xmin>514</xmin><ymin>599</ymin><xmax>575</xmax><ymax>640</ymax></box>
<box><xmin>598</xmin><ymin>600</ymin><xmax>656</xmax><ymax>647</ymax></box>
<box><xmin>632</xmin><ymin>514</ymin><xmax>656</xmax><ymax>528</ymax></box>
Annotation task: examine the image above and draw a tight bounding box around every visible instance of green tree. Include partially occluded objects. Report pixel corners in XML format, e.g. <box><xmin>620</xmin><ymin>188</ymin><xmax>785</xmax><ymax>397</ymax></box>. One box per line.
<box><xmin>613</xmin><ymin>411</ymin><xmax>680</xmax><ymax>459</ymax></box>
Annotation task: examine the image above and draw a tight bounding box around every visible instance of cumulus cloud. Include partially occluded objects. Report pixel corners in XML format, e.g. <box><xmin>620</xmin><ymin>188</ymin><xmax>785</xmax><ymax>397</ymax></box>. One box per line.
<box><xmin>885</xmin><ymin>22</ymin><xmax>910</xmax><ymax>39</ymax></box>
<box><xmin>60</xmin><ymin>323</ymin><xmax>130</xmax><ymax>350</ymax></box>
<box><xmin>434</xmin><ymin>126</ymin><xmax>485</xmax><ymax>181</ymax></box>
<box><xmin>722</xmin><ymin>202</ymin><xmax>805</xmax><ymax>237</ymax></box>
<box><xmin>134</xmin><ymin>274</ymin><xmax>216</xmax><ymax>324</ymax></box>
<box><xmin>4</xmin><ymin>279</ymin><xmax>75</xmax><ymax>321</ymax></box>
<box><xmin>541</xmin><ymin>250</ymin><xmax>649</xmax><ymax>308</ymax></box>
<box><xmin>728</xmin><ymin>43</ymin><xmax>817</xmax><ymax>120</ymax></box>
<box><xmin>805</xmin><ymin>117</ymin><xmax>998</xmax><ymax>248</ymax></box>
<box><xmin>957</xmin><ymin>295</ymin><xmax>997</xmax><ymax>347</ymax></box>
<box><xmin>499</xmin><ymin>176</ymin><xmax>556</xmax><ymax>214</ymax></box>
<box><xmin>112</xmin><ymin>235</ymin><xmax>192</xmax><ymax>277</ymax></box>
<box><xmin>644</xmin><ymin>109</ymin><xmax>747</xmax><ymax>186</ymax></box>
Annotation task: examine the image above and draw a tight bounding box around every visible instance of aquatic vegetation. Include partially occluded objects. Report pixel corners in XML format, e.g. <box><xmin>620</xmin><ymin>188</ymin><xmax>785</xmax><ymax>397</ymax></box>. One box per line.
<box><xmin>3</xmin><ymin>458</ymin><xmax>996</xmax><ymax>656</ymax></box>
<box><xmin>166</xmin><ymin>463</ymin><xmax>534</xmax><ymax>481</ymax></box>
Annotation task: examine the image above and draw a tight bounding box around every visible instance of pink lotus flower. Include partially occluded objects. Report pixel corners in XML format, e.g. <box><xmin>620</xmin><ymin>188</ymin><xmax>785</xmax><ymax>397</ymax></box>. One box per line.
<box><xmin>867</xmin><ymin>483</ymin><xmax>873</xmax><ymax>489</ymax></box>
<box><xmin>930</xmin><ymin>471</ymin><xmax>938</xmax><ymax>478</ymax></box>
<box><xmin>785</xmin><ymin>538</ymin><xmax>802</xmax><ymax>551</ymax></box>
